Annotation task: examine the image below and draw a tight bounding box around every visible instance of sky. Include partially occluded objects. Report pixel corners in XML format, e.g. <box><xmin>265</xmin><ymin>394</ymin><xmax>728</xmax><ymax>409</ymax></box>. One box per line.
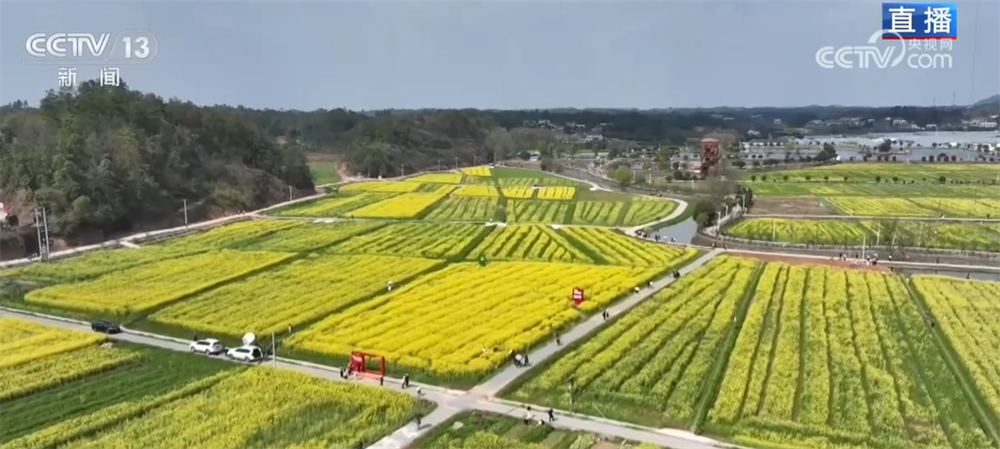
<box><xmin>1</xmin><ymin>1</ymin><xmax>998</xmax><ymax>110</ymax></box>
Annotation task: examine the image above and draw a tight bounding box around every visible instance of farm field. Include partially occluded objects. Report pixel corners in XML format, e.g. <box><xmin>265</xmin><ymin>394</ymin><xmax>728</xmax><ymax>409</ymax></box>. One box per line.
<box><xmin>912</xmin><ymin>276</ymin><xmax>1000</xmax><ymax>429</ymax></box>
<box><xmin>348</xmin><ymin>192</ymin><xmax>447</xmax><ymax>218</ymax></box>
<box><xmin>0</xmin><ymin>318</ymin><xmax>428</xmax><ymax>449</ymax></box>
<box><xmin>748</xmin><ymin>182</ymin><xmax>1000</xmax><ymax>199</ymax></box>
<box><xmin>706</xmin><ymin>263</ymin><xmax>993</xmax><ymax>449</ymax></box>
<box><xmin>409</xmin><ymin>173</ymin><xmax>464</xmax><ymax>184</ymax></box>
<box><xmin>272</xmin><ymin>193</ymin><xmax>395</xmax><ymax>217</ymax></box>
<box><xmin>232</xmin><ymin>221</ymin><xmax>384</xmax><ymax>253</ymax></box>
<box><xmin>411</xmin><ymin>411</ymin><xmax>667</xmax><ymax>449</ymax></box>
<box><xmin>454</xmin><ymin>185</ymin><xmax>500</xmax><ymax>197</ymax></box>
<box><xmin>340</xmin><ymin>181</ymin><xmax>422</xmax><ymax>193</ymax></box>
<box><xmin>0</xmin><ymin>245</ymin><xmax>201</xmax><ymax>285</ymax></box>
<box><xmin>469</xmin><ymin>225</ymin><xmax>594</xmax><ymax>264</ymax></box>
<box><xmin>505</xmin><ymin>256</ymin><xmax>761</xmax><ymax>428</ymax></box>
<box><xmin>726</xmin><ymin>218</ymin><xmax>1000</xmax><ymax>252</ymax></box>
<box><xmin>328</xmin><ymin>222</ymin><xmax>487</xmax><ymax>258</ymax></box>
<box><xmin>307</xmin><ymin>161</ymin><xmax>341</xmax><ymax>185</ymax></box>
<box><xmin>824</xmin><ymin>197</ymin><xmax>1000</xmax><ymax>218</ymax></box>
<box><xmin>502</xmin><ymin>186</ymin><xmax>535</xmax><ymax>199</ymax></box>
<box><xmin>571</xmin><ymin>201</ymin><xmax>624</xmax><ymax>226</ymax></box>
<box><xmin>536</xmin><ymin>187</ymin><xmax>576</xmax><ymax>200</ymax></box>
<box><xmin>425</xmin><ymin>196</ymin><xmax>499</xmax><ymax>221</ymax></box>
<box><xmin>23</xmin><ymin>250</ymin><xmax>292</xmax><ymax>316</ymax></box>
<box><xmin>286</xmin><ymin>261</ymin><xmax>666</xmax><ymax>384</ymax></box>
<box><xmin>508</xmin><ymin>200</ymin><xmax>571</xmax><ymax>224</ymax></box>
<box><xmin>147</xmin><ymin>255</ymin><xmax>444</xmax><ymax>336</ymax></box>
<box><xmin>559</xmin><ymin>227</ymin><xmax>697</xmax><ymax>266</ymax></box>
<box><xmin>461</xmin><ymin>166</ymin><xmax>492</xmax><ymax>177</ymax></box>
<box><xmin>762</xmin><ymin>163</ymin><xmax>1000</xmax><ymax>183</ymax></box>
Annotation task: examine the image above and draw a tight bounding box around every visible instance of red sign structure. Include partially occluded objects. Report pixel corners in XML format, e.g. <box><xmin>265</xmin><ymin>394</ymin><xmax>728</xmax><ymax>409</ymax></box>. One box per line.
<box><xmin>572</xmin><ymin>287</ymin><xmax>585</xmax><ymax>306</ymax></box>
<box><xmin>349</xmin><ymin>351</ymin><xmax>386</xmax><ymax>378</ymax></box>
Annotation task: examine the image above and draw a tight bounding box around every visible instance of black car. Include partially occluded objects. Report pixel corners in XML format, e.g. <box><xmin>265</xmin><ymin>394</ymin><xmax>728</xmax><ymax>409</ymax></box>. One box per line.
<box><xmin>91</xmin><ymin>320</ymin><xmax>121</xmax><ymax>334</ymax></box>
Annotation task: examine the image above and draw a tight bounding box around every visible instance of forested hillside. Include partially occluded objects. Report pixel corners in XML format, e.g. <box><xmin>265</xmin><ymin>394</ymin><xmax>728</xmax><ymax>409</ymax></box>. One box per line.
<box><xmin>0</xmin><ymin>81</ymin><xmax>313</xmax><ymax>244</ymax></box>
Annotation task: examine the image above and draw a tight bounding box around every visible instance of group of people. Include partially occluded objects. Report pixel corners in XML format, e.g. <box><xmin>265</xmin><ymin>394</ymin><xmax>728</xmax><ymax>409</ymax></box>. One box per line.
<box><xmin>522</xmin><ymin>405</ymin><xmax>557</xmax><ymax>425</ymax></box>
<box><xmin>512</xmin><ymin>351</ymin><xmax>531</xmax><ymax>368</ymax></box>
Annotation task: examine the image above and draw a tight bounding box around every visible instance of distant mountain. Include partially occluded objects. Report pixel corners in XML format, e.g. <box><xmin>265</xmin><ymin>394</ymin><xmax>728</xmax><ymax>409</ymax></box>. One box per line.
<box><xmin>972</xmin><ymin>94</ymin><xmax>999</xmax><ymax>107</ymax></box>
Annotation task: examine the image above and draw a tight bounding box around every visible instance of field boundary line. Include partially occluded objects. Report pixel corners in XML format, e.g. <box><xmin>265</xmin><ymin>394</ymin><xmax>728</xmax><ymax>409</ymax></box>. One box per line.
<box><xmin>691</xmin><ymin>261</ymin><xmax>765</xmax><ymax>433</ymax></box>
<box><xmin>903</xmin><ymin>279</ymin><xmax>1000</xmax><ymax>448</ymax></box>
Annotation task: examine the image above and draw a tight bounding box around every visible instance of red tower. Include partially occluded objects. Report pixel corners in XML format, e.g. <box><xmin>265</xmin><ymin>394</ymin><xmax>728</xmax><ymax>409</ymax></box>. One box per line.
<box><xmin>700</xmin><ymin>138</ymin><xmax>721</xmax><ymax>177</ymax></box>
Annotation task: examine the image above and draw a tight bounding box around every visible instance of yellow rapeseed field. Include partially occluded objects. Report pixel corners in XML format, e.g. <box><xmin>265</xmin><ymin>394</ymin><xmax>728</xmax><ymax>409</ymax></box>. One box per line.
<box><xmin>460</xmin><ymin>166</ymin><xmax>492</xmax><ymax>177</ymax></box>
<box><xmin>347</xmin><ymin>193</ymin><xmax>447</xmax><ymax>218</ymax></box>
<box><xmin>536</xmin><ymin>187</ymin><xmax>576</xmax><ymax>200</ymax></box>
<box><xmin>25</xmin><ymin>250</ymin><xmax>292</xmax><ymax>315</ymax></box>
<box><xmin>0</xmin><ymin>317</ymin><xmax>105</xmax><ymax>368</ymax></box>
<box><xmin>287</xmin><ymin>261</ymin><xmax>661</xmax><ymax>377</ymax></box>
<box><xmin>149</xmin><ymin>255</ymin><xmax>443</xmax><ymax>336</ymax></box>
<box><xmin>1</xmin><ymin>345</ymin><xmax>138</xmax><ymax>401</ymax></box>
<box><xmin>501</xmin><ymin>187</ymin><xmax>535</xmax><ymax>199</ymax></box>
<box><xmin>453</xmin><ymin>185</ymin><xmax>500</xmax><ymax>197</ymax></box>
<box><xmin>57</xmin><ymin>368</ymin><xmax>423</xmax><ymax>449</ymax></box>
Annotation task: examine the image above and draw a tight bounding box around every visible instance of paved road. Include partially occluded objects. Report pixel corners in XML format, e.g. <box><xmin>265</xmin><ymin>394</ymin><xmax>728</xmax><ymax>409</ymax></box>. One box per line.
<box><xmin>471</xmin><ymin>249</ymin><xmax>720</xmax><ymax>398</ymax></box>
<box><xmin>743</xmin><ymin>213</ymin><xmax>1000</xmax><ymax>222</ymax></box>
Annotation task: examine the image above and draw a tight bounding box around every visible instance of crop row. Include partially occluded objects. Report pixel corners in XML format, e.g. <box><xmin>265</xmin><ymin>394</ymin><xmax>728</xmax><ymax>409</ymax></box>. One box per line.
<box><xmin>560</xmin><ymin>227</ymin><xmax>695</xmax><ymax>267</ymax></box>
<box><xmin>25</xmin><ymin>250</ymin><xmax>293</xmax><ymax>315</ymax></box>
<box><xmin>329</xmin><ymin>222</ymin><xmax>484</xmax><ymax>258</ymax></box>
<box><xmin>727</xmin><ymin>218</ymin><xmax>1000</xmax><ymax>252</ymax></box>
<box><xmin>707</xmin><ymin>264</ymin><xmax>991</xmax><ymax>449</ymax></box>
<box><xmin>149</xmin><ymin>255</ymin><xmax>443</xmax><ymax>336</ymax></box>
<box><xmin>470</xmin><ymin>225</ymin><xmax>592</xmax><ymax>264</ymax></box>
<box><xmin>765</xmin><ymin>163</ymin><xmax>1000</xmax><ymax>183</ymax></box>
<box><xmin>507</xmin><ymin>200</ymin><xmax>572</xmax><ymax>223</ymax></box>
<box><xmin>537</xmin><ymin>187</ymin><xmax>576</xmax><ymax>200</ymax></box>
<box><xmin>425</xmin><ymin>197</ymin><xmax>498</xmax><ymax>221</ymax></box>
<box><xmin>286</xmin><ymin>261</ymin><xmax>663</xmax><ymax>378</ymax></box>
<box><xmin>508</xmin><ymin>256</ymin><xmax>758</xmax><ymax>427</ymax></box>
<box><xmin>501</xmin><ymin>186</ymin><xmax>535</xmax><ymax>199</ymax></box>
<box><xmin>1</xmin><ymin>345</ymin><xmax>138</xmax><ymax>401</ymax></box>
<box><xmin>749</xmin><ymin>183</ymin><xmax>1000</xmax><ymax>199</ymax></box>
<box><xmin>826</xmin><ymin>196</ymin><xmax>1000</xmax><ymax>218</ymax></box>
<box><xmin>498</xmin><ymin>177</ymin><xmax>578</xmax><ymax>187</ymax></box>
<box><xmin>0</xmin><ymin>318</ymin><xmax>106</xmax><ymax>369</ymax></box>
<box><xmin>0</xmin><ymin>245</ymin><xmax>200</xmax><ymax>285</ymax></box>
<box><xmin>913</xmin><ymin>276</ymin><xmax>1000</xmax><ymax>428</ymax></box>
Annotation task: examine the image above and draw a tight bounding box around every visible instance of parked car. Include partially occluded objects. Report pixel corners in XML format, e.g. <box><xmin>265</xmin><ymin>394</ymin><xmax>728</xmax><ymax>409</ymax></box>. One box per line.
<box><xmin>189</xmin><ymin>339</ymin><xmax>225</xmax><ymax>355</ymax></box>
<box><xmin>226</xmin><ymin>345</ymin><xmax>263</xmax><ymax>362</ymax></box>
<box><xmin>91</xmin><ymin>320</ymin><xmax>121</xmax><ymax>334</ymax></box>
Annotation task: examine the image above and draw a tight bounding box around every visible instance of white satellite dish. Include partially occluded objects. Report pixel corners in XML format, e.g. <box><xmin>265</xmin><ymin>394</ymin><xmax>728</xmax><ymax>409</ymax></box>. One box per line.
<box><xmin>242</xmin><ymin>333</ymin><xmax>256</xmax><ymax>346</ymax></box>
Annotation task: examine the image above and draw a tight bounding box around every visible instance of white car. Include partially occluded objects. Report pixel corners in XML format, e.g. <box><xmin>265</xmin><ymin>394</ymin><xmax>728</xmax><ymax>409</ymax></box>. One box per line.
<box><xmin>226</xmin><ymin>345</ymin><xmax>264</xmax><ymax>362</ymax></box>
<box><xmin>189</xmin><ymin>339</ymin><xmax>224</xmax><ymax>355</ymax></box>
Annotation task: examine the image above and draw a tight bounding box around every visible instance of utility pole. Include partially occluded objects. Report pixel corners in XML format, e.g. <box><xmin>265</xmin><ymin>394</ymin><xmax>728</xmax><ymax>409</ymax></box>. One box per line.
<box><xmin>401</xmin><ymin>165</ymin><xmax>405</xmax><ymax>177</ymax></box>
<box><xmin>271</xmin><ymin>331</ymin><xmax>277</xmax><ymax>368</ymax></box>
<box><xmin>473</xmin><ymin>155</ymin><xmax>477</xmax><ymax>166</ymax></box>
<box><xmin>183</xmin><ymin>199</ymin><xmax>188</xmax><ymax>226</ymax></box>
<box><xmin>454</xmin><ymin>156</ymin><xmax>458</xmax><ymax>170</ymax></box>
<box><xmin>288</xmin><ymin>186</ymin><xmax>293</xmax><ymax>202</ymax></box>
<box><xmin>34</xmin><ymin>209</ymin><xmax>43</xmax><ymax>261</ymax></box>
<box><xmin>438</xmin><ymin>159</ymin><xmax>441</xmax><ymax>171</ymax></box>
<box><xmin>41</xmin><ymin>207</ymin><xmax>50</xmax><ymax>262</ymax></box>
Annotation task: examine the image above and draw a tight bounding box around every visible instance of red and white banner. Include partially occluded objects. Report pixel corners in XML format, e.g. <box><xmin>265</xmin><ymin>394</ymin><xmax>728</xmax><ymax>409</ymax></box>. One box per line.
<box><xmin>572</xmin><ymin>287</ymin><xmax>585</xmax><ymax>306</ymax></box>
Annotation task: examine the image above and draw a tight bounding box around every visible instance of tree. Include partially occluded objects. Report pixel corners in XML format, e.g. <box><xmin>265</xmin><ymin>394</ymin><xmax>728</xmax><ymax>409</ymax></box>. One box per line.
<box><xmin>612</xmin><ymin>166</ymin><xmax>633</xmax><ymax>189</ymax></box>
<box><xmin>484</xmin><ymin>127</ymin><xmax>515</xmax><ymax>162</ymax></box>
<box><xmin>732</xmin><ymin>160</ymin><xmax>746</xmax><ymax>169</ymax></box>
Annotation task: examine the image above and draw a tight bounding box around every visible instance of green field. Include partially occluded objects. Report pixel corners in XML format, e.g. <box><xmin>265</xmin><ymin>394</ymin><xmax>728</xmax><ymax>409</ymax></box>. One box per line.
<box><xmin>410</xmin><ymin>411</ymin><xmax>667</xmax><ymax>449</ymax></box>
<box><xmin>748</xmin><ymin>182</ymin><xmax>1000</xmax><ymax>198</ymax></box>
<box><xmin>757</xmin><ymin>163</ymin><xmax>1000</xmax><ymax>183</ymax></box>
<box><xmin>308</xmin><ymin>161</ymin><xmax>341</xmax><ymax>185</ymax></box>
<box><xmin>726</xmin><ymin>218</ymin><xmax>1000</xmax><ymax>252</ymax></box>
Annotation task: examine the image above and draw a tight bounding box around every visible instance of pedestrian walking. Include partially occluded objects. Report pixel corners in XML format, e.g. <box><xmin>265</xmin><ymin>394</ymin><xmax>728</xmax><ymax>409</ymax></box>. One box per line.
<box><xmin>402</xmin><ymin>374</ymin><xmax>410</xmax><ymax>389</ymax></box>
<box><xmin>416</xmin><ymin>386</ymin><xmax>423</xmax><ymax>396</ymax></box>
<box><xmin>634</xmin><ymin>286</ymin><xmax>640</xmax><ymax>294</ymax></box>
<box><xmin>379</xmin><ymin>376</ymin><xmax>384</xmax><ymax>387</ymax></box>
<box><xmin>523</xmin><ymin>412</ymin><xmax>531</xmax><ymax>425</ymax></box>
<box><xmin>523</xmin><ymin>354</ymin><xmax>529</xmax><ymax>366</ymax></box>
<box><xmin>647</xmin><ymin>280</ymin><xmax>653</xmax><ymax>289</ymax></box>
<box><xmin>548</xmin><ymin>408</ymin><xmax>555</xmax><ymax>422</ymax></box>
<box><xmin>415</xmin><ymin>413</ymin><xmax>423</xmax><ymax>429</ymax></box>
<box><xmin>193</xmin><ymin>332</ymin><xmax>198</xmax><ymax>342</ymax></box>
<box><xmin>555</xmin><ymin>333</ymin><xmax>562</xmax><ymax>346</ymax></box>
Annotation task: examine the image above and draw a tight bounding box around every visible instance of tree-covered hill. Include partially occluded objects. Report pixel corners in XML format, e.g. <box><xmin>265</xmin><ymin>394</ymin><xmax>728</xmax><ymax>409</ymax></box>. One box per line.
<box><xmin>0</xmin><ymin>81</ymin><xmax>314</xmax><ymax>243</ymax></box>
